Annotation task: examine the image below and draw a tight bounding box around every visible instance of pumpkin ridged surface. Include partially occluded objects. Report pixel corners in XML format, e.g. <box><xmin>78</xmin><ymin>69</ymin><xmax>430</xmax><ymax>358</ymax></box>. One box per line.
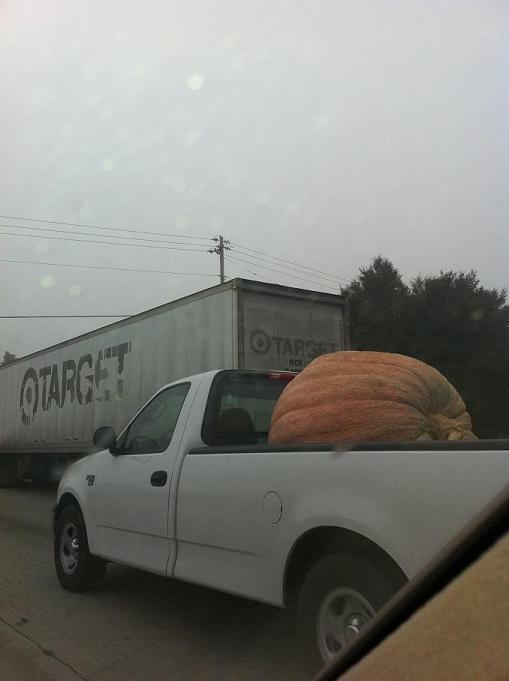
<box><xmin>269</xmin><ymin>351</ymin><xmax>476</xmax><ymax>444</ymax></box>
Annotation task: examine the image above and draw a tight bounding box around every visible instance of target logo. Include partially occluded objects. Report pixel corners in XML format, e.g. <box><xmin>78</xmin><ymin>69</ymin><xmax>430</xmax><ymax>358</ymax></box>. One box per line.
<box><xmin>249</xmin><ymin>328</ymin><xmax>337</xmax><ymax>358</ymax></box>
<box><xmin>20</xmin><ymin>368</ymin><xmax>39</xmax><ymax>426</ymax></box>
<box><xmin>249</xmin><ymin>329</ymin><xmax>272</xmax><ymax>355</ymax></box>
<box><xmin>17</xmin><ymin>341</ymin><xmax>131</xmax><ymax>426</ymax></box>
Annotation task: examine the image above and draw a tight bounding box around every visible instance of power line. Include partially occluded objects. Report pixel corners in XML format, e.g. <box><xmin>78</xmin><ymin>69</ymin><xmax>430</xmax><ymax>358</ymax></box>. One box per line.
<box><xmin>222</xmin><ymin>252</ymin><xmax>289</xmax><ymax>284</ymax></box>
<box><xmin>0</xmin><ymin>222</ymin><xmax>210</xmax><ymax>247</ymax></box>
<box><xmin>0</xmin><ymin>213</ymin><xmax>352</xmax><ymax>286</ymax></box>
<box><xmin>230</xmin><ymin>246</ymin><xmax>341</xmax><ymax>285</ymax></box>
<box><xmin>226</xmin><ymin>260</ymin><xmax>262</xmax><ymax>279</ymax></box>
<box><xmin>224</xmin><ymin>257</ymin><xmax>277</xmax><ymax>284</ymax></box>
<box><xmin>232</xmin><ymin>240</ymin><xmax>347</xmax><ymax>281</ymax></box>
<box><xmin>0</xmin><ymin>258</ymin><xmax>218</xmax><ymax>277</ymax></box>
<box><xmin>223</xmin><ymin>256</ymin><xmax>285</xmax><ymax>288</ymax></box>
<box><xmin>0</xmin><ymin>213</ymin><xmax>352</xmax><ymax>284</ymax></box>
<box><xmin>0</xmin><ymin>213</ymin><xmax>208</xmax><ymax>241</ymax></box>
<box><xmin>0</xmin><ymin>229</ymin><xmax>208</xmax><ymax>253</ymax></box>
<box><xmin>232</xmin><ymin>243</ymin><xmax>350</xmax><ymax>285</ymax></box>
<box><xmin>226</xmin><ymin>254</ymin><xmax>339</xmax><ymax>292</ymax></box>
<box><xmin>225</xmin><ymin>255</ymin><xmax>338</xmax><ymax>293</ymax></box>
<box><xmin>231</xmin><ymin>241</ymin><xmax>350</xmax><ymax>283</ymax></box>
<box><xmin>226</xmin><ymin>253</ymin><xmax>334</xmax><ymax>290</ymax></box>
<box><xmin>0</xmin><ymin>315</ymin><xmax>132</xmax><ymax>319</ymax></box>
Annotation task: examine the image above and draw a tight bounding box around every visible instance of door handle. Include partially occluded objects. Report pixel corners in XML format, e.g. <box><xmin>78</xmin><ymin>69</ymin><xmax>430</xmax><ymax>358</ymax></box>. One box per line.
<box><xmin>150</xmin><ymin>470</ymin><xmax>168</xmax><ymax>487</ymax></box>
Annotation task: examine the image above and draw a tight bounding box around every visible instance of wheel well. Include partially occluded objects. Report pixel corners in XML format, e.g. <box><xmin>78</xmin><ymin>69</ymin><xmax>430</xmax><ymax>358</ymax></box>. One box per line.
<box><xmin>53</xmin><ymin>493</ymin><xmax>81</xmax><ymax>533</ymax></box>
<box><xmin>284</xmin><ymin>526</ymin><xmax>408</xmax><ymax>607</ymax></box>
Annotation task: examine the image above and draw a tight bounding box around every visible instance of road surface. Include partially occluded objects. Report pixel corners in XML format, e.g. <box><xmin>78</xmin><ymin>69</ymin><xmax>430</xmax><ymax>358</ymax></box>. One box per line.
<box><xmin>0</xmin><ymin>486</ymin><xmax>307</xmax><ymax>681</ymax></box>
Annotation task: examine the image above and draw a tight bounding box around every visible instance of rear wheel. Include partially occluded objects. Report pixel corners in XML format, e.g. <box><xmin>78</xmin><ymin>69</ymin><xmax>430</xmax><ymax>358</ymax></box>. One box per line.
<box><xmin>54</xmin><ymin>505</ymin><xmax>106</xmax><ymax>591</ymax></box>
<box><xmin>296</xmin><ymin>552</ymin><xmax>406</xmax><ymax>674</ymax></box>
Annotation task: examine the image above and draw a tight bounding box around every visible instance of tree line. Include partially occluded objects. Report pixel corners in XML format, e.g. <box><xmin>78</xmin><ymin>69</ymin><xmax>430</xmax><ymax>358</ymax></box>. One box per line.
<box><xmin>341</xmin><ymin>257</ymin><xmax>509</xmax><ymax>438</ymax></box>
<box><xmin>1</xmin><ymin>351</ymin><xmax>16</xmax><ymax>366</ymax></box>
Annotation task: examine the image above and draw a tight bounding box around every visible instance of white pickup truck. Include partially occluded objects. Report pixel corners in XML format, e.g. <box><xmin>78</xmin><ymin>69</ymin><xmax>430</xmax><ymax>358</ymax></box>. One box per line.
<box><xmin>54</xmin><ymin>369</ymin><xmax>509</xmax><ymax>671</ymax></box>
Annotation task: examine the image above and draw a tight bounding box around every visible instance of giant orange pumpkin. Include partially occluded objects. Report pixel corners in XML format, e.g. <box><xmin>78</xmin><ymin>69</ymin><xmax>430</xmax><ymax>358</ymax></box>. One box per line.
<box><xmin>269</xmin><ymin>351</ymin><xmax>476</xmax><ymax>444</ymax></box>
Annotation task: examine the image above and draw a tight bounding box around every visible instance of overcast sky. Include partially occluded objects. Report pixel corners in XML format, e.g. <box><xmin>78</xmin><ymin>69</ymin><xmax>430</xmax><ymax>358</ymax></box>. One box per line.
<box><xmin>1</xmin><ymin>0</ymin><xmax>507</xmax><ymax>358</ymax></box>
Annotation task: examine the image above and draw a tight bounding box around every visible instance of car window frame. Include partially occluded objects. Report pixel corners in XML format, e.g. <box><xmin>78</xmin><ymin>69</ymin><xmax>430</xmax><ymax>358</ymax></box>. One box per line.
<box><xmin>117</xmin><ymin>382</ymin><xmax>191</xmax><ymax>455</ymax></box>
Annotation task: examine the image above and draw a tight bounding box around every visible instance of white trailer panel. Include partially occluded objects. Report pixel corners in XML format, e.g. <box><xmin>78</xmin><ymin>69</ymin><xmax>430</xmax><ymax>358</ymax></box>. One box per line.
<box><xmin>238</xmin><ymin>284</ymin><xmax>347</xmax><ymax>371</ymax></box>
<box><xmin>0</xmin><ymin>279</ymin><xmax>346</xmax><ymax>459</ymax></box>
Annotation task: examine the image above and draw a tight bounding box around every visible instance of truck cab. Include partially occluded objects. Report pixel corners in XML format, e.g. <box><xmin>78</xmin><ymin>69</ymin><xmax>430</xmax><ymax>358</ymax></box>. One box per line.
<box><xmin>56</xmin><ymin>370</ymin><xmax>296</xmax><ymax>574</ymax></box>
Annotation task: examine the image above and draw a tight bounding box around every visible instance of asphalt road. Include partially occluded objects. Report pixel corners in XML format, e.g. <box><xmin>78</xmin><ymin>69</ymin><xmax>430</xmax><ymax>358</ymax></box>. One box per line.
<box><xmin>0</xmin><ymin>486</ymin><xmax>307</xmax><ymax>681</ymax></box>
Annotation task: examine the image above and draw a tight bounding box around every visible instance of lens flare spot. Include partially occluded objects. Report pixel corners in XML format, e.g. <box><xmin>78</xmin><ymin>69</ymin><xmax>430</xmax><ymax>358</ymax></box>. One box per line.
<box><xmin>231</xmin><ymin>55</ymin><xmax>245</xmax><ymax>72</ymax></box>
<box><xmin>286</xmin><ymin>201</ymin><xmax>300</xmax><ymax>214</ymax></box>
<box><xmin>100</xmin><ymin>157</ymin><xmax>116</xmax><ymax>172</ymax></box>
<box><xmin>174</xmin><ymin>217</ymin><xmax>188</xmax><ymax>232</ymax></box>
<box><xmin>183</xmin><ymin>130</ymin><xmax>201</xmax><ymax>147</ymax></box>
<box><xmin>35</xmin><ymin>242</ymin><xmax>50</xmax><ymax>255</ymax></box>
<box><xmin>187</xmin><ymin>74</ymin><xmax>205</xmax><ymax>91</ymax></box>
<box><xmin>40</xmin><ymin>274</ymin><xmax>56</xmax><ymax>288</ymax></box>
<box><xmin>115</xmin><ymin>125</ymin><xmax>130</xmax><ymax>140</ymax></box>
<box><xmin>314</xmin><ymin>113</ymin><xmax>330</xmax><ymax>129</ymax></box>
<box><xmin>69</xmin><ymin>284</ymin><xmax>82</xmax><ymax>297</ymax></box>
<box><xmin>172</xmin><ymin>178</ymin><xmax>188</xmax><ymax>194</ymax></box>
<box><xmin>255</xmin><ymin>193</ymin><xmax>270</xmax><ymax>206</ymax></box>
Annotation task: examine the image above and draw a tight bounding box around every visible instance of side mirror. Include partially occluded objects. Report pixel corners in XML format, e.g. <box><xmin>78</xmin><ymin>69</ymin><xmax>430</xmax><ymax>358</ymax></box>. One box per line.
<box><xmin>93</xmin><ymin>426</ymin><xmax>118</xmax><ymax>453</ymax></box>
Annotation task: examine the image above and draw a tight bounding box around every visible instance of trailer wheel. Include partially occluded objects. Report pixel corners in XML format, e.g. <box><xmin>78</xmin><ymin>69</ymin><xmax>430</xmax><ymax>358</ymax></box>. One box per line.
<box><xmin>29</xmin><ymin>457</ymin><xmax>50</xmax><ymax>485</ymax></box>
<box><xmin>54</xmin><ymin>505</ymin><xmax>106</xmax><ymax>591</ymax></box>
<box><xmin>296</xmin><ymin>552</ymin><xmax>405</xmax><ymax>674</ymax></box>
<box><xmin>0</xmin><ymin>454</ymin><xmax>18</xmax><ymax>487</ymax></box>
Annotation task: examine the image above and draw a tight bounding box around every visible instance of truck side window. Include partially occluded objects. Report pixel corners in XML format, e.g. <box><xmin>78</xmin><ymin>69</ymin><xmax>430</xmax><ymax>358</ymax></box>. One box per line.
<box><xmin>121</xmin><ymin>383</ymin><xmax>190</xmax><ymax>454</ymax></box>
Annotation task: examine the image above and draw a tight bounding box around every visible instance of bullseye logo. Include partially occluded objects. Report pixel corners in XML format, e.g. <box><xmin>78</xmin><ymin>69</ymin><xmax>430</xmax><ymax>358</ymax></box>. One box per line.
<box><xmin>20</xmin><ymin>368</ymin><xmax>39</xmax><ymax>426</ymax></box>
<box><xmin>249</xmin><ymin>329</ymin><xmax>271</xmax><ymax>355</ymax></box>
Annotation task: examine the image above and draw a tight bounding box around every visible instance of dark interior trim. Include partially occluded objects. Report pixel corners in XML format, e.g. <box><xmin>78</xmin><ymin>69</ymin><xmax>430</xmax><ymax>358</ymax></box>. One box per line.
<box><xmin>189</xmin><ymin>443</ymin><xmax>336</xmax><ymax>455</ymax></box>
<box><xmin>189</xmin><ymin>439</ymin><xmax>509</xmax><ymax>455</ymax></box>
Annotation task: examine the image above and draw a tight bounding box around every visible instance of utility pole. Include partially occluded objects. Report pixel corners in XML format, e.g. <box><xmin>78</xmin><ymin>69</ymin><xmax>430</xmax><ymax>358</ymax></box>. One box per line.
<box><xmin>209</xmin><ymin>235</ymin><xmax>231</xmax><ymax>283</ymax></box>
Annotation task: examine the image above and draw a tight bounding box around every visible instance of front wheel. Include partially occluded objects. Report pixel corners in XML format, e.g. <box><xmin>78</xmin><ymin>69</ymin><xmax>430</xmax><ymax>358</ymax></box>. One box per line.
<box><xmin>54</xmin><ymin>505</ymin><xmax>107</xmax><ymax>592</ymax></box>
<box><xmin>296</xmin><ymin>552</ymin><xmax>406</xmax><ymax>674</ymax></box>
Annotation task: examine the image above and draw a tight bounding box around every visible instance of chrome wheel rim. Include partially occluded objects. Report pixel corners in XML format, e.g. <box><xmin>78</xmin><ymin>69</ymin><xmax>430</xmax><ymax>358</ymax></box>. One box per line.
<box><xmin>60</xmin><ymin>522</ymin><xmax>80</xmax><ymax>575</ymax></box>
<box><xmin>317</xmin><ymin>586</ymin><xmax>375</xmax><ymax>661</ymax></box>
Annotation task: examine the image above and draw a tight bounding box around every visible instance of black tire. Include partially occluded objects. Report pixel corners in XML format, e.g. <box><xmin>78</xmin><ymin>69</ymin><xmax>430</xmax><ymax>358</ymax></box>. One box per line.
<box><xmin>0</xmin><ymin>454</ymin><xmax>18</xmax><ymax>487</ymax></box>
<box><xmin>28</xmin><ymin>457</ymin><xmax>50</xmax><ymax>485</ymax></box>
<box><xmin>54</xmin><ymin>505</ymin><xmax>107</xmax><ymax>592</ymax></box>
<box><xmin>296</xmin><ymin>552</ymin><xmax>406</xmax><ymax>675</ymax></box>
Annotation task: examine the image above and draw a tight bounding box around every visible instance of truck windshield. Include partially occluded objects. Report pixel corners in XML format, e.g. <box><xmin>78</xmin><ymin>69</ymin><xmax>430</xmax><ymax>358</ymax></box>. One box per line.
<box><xmin>202</xmin><ymin>372</ymin><xmax>294</xmax><ymax>446</ymax></box>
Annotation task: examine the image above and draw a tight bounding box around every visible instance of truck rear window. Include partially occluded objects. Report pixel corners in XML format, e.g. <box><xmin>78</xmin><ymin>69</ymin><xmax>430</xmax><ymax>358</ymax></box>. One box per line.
<box><xmin>201</xmin><ymin>371</ymin><xmax>294</xmax><ymax>446</ymax></box>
